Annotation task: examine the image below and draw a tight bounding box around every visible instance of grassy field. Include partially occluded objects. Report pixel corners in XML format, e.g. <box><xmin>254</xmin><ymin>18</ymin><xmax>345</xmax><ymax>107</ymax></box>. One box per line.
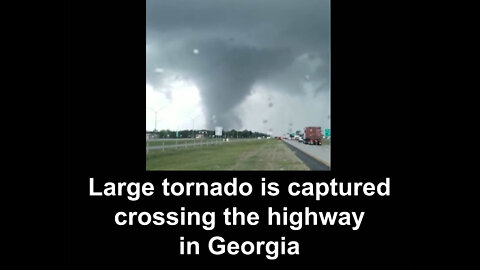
<box><xmin>146</xmin><ymin>139</ymin><xmax>309</xmax><ymax>170</ymax></box>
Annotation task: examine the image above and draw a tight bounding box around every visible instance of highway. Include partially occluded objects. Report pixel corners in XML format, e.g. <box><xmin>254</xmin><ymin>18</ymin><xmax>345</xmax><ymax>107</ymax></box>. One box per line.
<box><xmin>282</xmin><ymin>139</ymin><xmax>331</xmax><ymax>170</ymax></box>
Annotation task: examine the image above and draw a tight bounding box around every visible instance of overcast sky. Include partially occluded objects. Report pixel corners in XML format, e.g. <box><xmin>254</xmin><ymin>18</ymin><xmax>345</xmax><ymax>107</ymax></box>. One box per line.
<box><xmin>146</xmin><ymin>0</ymin><xmax>330</xmax><ymax>136</ymax></box>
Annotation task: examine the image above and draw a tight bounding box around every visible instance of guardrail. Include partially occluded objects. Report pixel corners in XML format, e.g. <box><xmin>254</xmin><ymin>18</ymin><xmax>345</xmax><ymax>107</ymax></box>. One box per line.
<box><xmin>146</xmin><ymin>138</ymin><xmax>260</xmax><ymax>153</ymax></box>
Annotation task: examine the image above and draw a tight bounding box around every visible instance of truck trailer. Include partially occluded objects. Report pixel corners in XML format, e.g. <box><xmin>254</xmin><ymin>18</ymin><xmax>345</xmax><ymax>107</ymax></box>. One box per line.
<box><xmin>303</xmin><ymin>126</ymin><xmax>322</xmax><ymax>145</ymax></box>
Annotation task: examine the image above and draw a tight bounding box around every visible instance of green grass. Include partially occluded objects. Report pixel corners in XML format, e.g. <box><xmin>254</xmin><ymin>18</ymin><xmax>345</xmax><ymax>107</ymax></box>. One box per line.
<box><xmin>321</xmin><ymin>137</ymin><xmax>331</xmax><ymax>145</ymax></box>
<box><xmin>146</xmin><ymin>139</ymin><xmax>308</xmax><ymax>170</ymax></box>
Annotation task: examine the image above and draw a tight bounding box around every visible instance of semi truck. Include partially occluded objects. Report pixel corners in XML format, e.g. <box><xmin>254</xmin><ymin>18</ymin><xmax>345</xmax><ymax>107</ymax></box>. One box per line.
<box><xmin>303</xmin><ymin>126</ymin><xmax>322</xmax><ymax>145</ymax></box>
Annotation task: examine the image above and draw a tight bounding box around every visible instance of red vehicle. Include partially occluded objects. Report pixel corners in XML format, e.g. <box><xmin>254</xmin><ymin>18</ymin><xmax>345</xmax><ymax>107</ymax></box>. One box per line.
<box><xmin>303</xmin><ymin>126</ymin><xmax>322</xmax><ymax>145</ymax></box>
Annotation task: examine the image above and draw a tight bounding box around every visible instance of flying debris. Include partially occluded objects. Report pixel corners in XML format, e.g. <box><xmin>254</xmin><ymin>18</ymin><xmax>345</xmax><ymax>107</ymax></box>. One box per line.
<box><xmin>155</xmin><ymin>68</ymin><xmax>164</xmax><ymax>73</ymax></box>
<box><xmin>211</xmin><ymin>115</ymin><xmax>217</xmax><ymax>124</ymax></box>
<box><xmin>268</xmin><ymin>102</ymin><xmax>274</xmax><ymax>108</ymax></box>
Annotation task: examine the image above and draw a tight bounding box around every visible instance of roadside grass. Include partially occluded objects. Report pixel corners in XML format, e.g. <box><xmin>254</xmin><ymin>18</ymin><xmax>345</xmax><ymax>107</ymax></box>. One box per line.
<box><xmin>321</xmin><ymin>138</ymin><xmax>331</xmax><ymax>145</ymax></box>
<box><xmin>146</xmin><ymin>139</ymin><xmax>308</xmax><ymax>170</ymax></box>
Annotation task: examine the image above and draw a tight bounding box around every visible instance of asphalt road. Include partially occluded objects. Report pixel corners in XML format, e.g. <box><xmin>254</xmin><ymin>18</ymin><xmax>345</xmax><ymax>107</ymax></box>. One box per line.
<box><xmin>282</xmin><ymin>139</ymin><xmax>331</xmax><ymax>170</ymax></box>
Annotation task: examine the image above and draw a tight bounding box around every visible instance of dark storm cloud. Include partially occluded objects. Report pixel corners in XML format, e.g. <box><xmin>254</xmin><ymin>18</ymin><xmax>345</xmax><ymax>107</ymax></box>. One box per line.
<box><xmin>146</xmin><ymin>0</ymin><xmax>330</xmax><ymax>129</ymax></box>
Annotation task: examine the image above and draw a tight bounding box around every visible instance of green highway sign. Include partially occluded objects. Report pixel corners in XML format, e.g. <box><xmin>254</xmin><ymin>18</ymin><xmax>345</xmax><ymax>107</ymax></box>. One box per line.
<box><xmin>325</xmin><ymin>129</ymin><xmax>330</xmax><ymax>137</ymax></box>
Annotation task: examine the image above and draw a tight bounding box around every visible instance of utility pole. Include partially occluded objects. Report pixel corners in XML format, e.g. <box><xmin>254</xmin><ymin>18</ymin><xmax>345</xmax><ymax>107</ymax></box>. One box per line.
<box><xmin>147</xmin><ymin>106</ymin><xmax>166</xmax><ymax>132</ymax></box>
<box><xmin>191</xmin><ymin>115</ymin><xmax>200</xmax><ymax>139</ymax></box>
<box><xmin>154</xmin><ymin>111</ymin><xmax>157</xmax><ymax>131</ymax></box>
